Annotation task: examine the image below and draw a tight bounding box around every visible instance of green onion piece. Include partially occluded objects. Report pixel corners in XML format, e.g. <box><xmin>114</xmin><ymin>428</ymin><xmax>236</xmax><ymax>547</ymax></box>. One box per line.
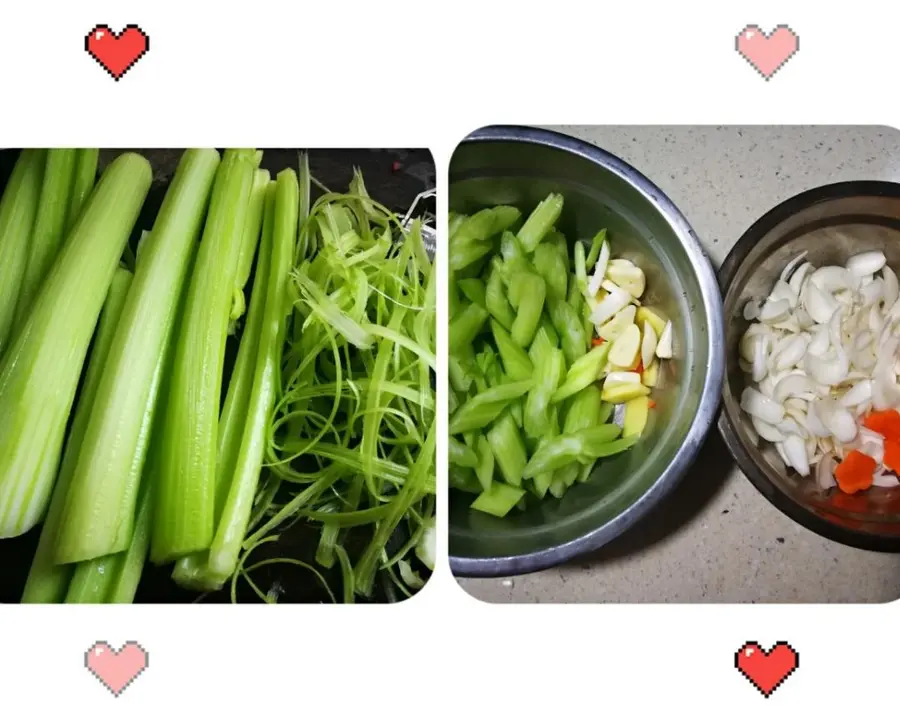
<box><xmin>0</xmin><ymin>149</ymin><xmax>44</xmax><ymax>355</ymax></box>
<box><xmin>65</xmin><ymin>149</ymin><xmax>100</xmax><ymax>232</ymax></box>
<box><xmin>56</xmin><ymin>149</ymin><xmax>221</xmax><ymax>564</ymax></box>
<box><xmin>13</xmin><ymin>149</ymin><xmax>79</xmax><ymax>331</ymax></box>
<box><xmin>0</xmin><ymin>153</ymin><xmax>151</xmax><ymax>539</ymax></box>
<box><xmin>20</xmin><ymin>267</ymin><xmax>133</xmax><ymax>602</ymax></box>
<box><xmin>152</xmin><ymin>151</ymin><xmax>256</xmax><ymax>562</ymax></box>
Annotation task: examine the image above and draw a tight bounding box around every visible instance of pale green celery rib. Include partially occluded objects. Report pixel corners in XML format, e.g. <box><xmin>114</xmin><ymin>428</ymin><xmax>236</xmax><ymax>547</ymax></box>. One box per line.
<box><xmin>172</xmin><ymin>181</ymin><xmax>277</xmax><ymax>591</ymax></box>
<box><xmin>206</xmin><ymin>168</ymin><xmax>299</xmax><ymax>582</ymax></box>
<box><xmin>55</xmin><ymin>149</ymin><xmax>221</xmax><ymax>565</ymax></box>
<box><xmin>151</xmin><ymin>151</ymin><xmax>257</xmax><ymax>563</ymax></box>
<box><xmin>0</xmin><ymin>153</ymin><xmax>151</xmax><ymax>540</ymax></box>
<box><xmin>65</xmin><ymin>149</ymin><xmax>99</xmax><ymax>233</ymax></box>
<box><xmin>106</xmin><ymin>473</ymin><xmax>154</xmax><ymax>603</ymax></box>
<box><xmin>13</xmin><ymin>149</ymin><xmax>79</xmax><ymax>332</ymax></box>
<box><xmin>231</xmin><ymin>168</ymin><xmax>270</xmax><ymax>323</ymax></box>
<box><xmin>0</xmin><ymin>149</ymin><xmax>45</xmax><ymax>356</ymax></box>
<box><xmin>65</xmin><ymin>480</ymin><xmax>152</xmax><ymax>604</ymax></box>
<box><xmin>20</xmin><ymin>267</ymin><xmax>133</xmax><ymax>603</ymax></box>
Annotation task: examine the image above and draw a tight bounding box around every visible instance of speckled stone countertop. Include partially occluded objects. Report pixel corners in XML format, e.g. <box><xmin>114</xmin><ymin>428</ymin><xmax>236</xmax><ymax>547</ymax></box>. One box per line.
<box><xmin>457</xmin><ymin>125</ymin><xmax>900</xmax><ymax>604</ymax></box>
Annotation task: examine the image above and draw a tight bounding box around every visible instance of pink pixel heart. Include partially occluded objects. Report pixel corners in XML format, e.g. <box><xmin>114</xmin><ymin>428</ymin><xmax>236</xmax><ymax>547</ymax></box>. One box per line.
<box><xmin>84</xmin><ymin>641</ymin><xmax>149</xmax><ymax>697</ymax></box>
<box><xmin>736</xmin><ymin>24</ymin><xmax>799</xmax><ymax>80</ymax></box>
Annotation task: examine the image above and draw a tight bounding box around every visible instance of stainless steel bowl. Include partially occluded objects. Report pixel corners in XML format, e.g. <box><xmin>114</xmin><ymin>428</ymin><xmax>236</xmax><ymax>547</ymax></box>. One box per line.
<box><xmin>719</xmin><ymin>180</ymin><xmax>900</xmax><ymax>552</ymax></box>
<box><xmin>449</xmin><ymin>126</ymin><xmax>725</xmax><ymax>576</ymax></box>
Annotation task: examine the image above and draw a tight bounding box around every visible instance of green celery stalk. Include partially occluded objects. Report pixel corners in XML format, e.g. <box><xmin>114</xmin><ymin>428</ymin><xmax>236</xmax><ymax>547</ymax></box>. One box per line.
<box><xmin>63</xmin><ymin>351</ymin><xmax>163</xmax><ymax>600</ymax></box>
<box><xmin>56</xmin><ymin>149</ymin><xmax>221</xmax><ymax>565</ymax></box>
<box><xmin>206</xmin><ymin>168</ymin><xmax>299</xmax><ymax>583</ymax></box>
<box><xmin>13</xmin><ymin>149</ymin><xmax>79</xmax><ymax>330</ymax></box>
<box><xmin>0</xmin><ymin>149</ymin><xmax>45</xmax><ymax>355</ymax></box>
<box><xmin>231</xmin><ymin>168</ymin><xmax>270</xmax><ymax>322</ymax></box>
<box><xmin>106</xmin><ymin>475</ymin><xmax>154</xmax><ymax>603</ymax></box>
<box><xmin>20</xmin><ymin>267</ymin><xmax>133</xmax><ymax>602</ymax></box>
<box><xmin>172</xmin><ymin>180</ymin><xmax>277</xmax><ymax>590</ymax></box>
<box><xmin>65</xmin><ymin>149</ymin><xmax>100</xmax><ymax>232</ymax></box>
<box><xmin>152</xmin><ymin>150</ymin><xmax>256</xmax><ymax>562</ymax></box>
<box><xmin>0</xmin><ymin>153</ymin><xmax>151</xmax><ymax>539</ymax></box>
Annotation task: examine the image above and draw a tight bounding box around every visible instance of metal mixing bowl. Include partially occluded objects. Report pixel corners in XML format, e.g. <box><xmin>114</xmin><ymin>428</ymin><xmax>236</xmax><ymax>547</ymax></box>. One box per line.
<box><xmin>449</xmin><ymin>126</ymin><xmax>725</xmax><ymax>576</ymax></box>
<box><xmin>719</xmin><ymin>180</ymin><xmax>900</xmax><ymax>552</ymax></box>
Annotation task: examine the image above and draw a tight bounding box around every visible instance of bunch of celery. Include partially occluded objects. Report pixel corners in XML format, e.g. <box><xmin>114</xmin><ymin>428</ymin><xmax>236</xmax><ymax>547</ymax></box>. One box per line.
<box><xmin>0</xmin><ymin>147</ymin><xmax>433</xmax><ymax>604</ymax></box>
<box><xmin>448</xmin><ymin>195</ymin><xmax>654</xmax><ymax>518</ymax></box>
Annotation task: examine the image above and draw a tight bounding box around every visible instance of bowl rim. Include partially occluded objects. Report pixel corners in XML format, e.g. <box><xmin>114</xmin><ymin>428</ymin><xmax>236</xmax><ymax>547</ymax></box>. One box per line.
<box><xmin>449</xmin><ymin>125</ymin><xmax>726</xmax><ymax>577</ymax></box>
<box><xmin>718</xmin><ymin>179</ymin><xmax>900</xmax><ymax>553</ymax></box>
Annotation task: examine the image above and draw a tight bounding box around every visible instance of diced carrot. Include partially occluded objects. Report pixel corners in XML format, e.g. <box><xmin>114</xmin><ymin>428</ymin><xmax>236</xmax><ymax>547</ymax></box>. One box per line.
<box><xmin>863</xmin><ymin>409</ymin><xmax>900</xmax><ymax>443</ymax></box>
<box><xmin>884</xmin><ymin>439</ymin><xmax>900</xmax><ymax>473</ymax></box>
<box><xmin>648</xmin><ymin>399</ymin><xmax>657</xmax><ymax>409</ymax></box>
<box><xmin>636</xmin><ymin>359</ymin><xmax>645</xmax><ymax>374</ymax></box>
<box><xmin>592</xmin><ymin>337</ymin><xmax>606</xmax><ymax>347</ymax></box>
<box><xmin>834</xmin><ymin>450</ymin><xmax>877</xmax><ymax>495</ymax></box>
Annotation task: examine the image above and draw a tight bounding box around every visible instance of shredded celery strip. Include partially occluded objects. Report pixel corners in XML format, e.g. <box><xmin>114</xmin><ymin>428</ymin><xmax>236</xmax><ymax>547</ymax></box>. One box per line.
<box><xmin>233</xmin><ymin>171</ymin><xmax>435</xmax><ymax>601</ymax></box>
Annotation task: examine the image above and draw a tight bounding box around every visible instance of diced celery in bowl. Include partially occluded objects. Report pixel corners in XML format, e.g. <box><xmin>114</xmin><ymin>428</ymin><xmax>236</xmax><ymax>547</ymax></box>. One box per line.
<box><xmin>449</xmin><ymin>192</ymin><xmax>676</xmax><ymax>518</ymax></box>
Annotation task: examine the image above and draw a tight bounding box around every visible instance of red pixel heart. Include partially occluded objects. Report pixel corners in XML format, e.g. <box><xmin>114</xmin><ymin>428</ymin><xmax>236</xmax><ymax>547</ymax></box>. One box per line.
<box><xmin>85</xmin><ymin>24</ymin><xmax>149</xmax><ymax>81</ymax></box>
<box><xmin>735</xmin><ymin>641</ymin><xmax>799</xmax><ymax>697</ymax></box>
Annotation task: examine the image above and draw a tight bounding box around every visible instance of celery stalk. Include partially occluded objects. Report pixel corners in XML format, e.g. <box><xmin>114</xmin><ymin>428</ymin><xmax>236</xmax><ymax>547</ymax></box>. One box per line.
<box><xmin>172</xmin><ymin>180</ymin><xmax>276</xmax><ymax>589</ymax></box>
<box><xmin>0</xmin><ymin>153</ymin><xmax>151</xmax><ymax>539</ymax></box>
<box><xmin>13</xmin><ymin>149</ymin><xmax>79</xmax><ymax>330</ymax></box>
<box><xmin>20</xmin><ymin>267</ymin><xmax>133</xmax><ymax>602</ymax></box>
<box><xmin>106</xmin><ymin>475</ymin><xmax>154</xmax><ymax>603</ymax></box>
<box><xmin>152</xmin><ymin>151</ymin><xmax>256</xmax><ymax>562</ymax></box>
<box><xmin>65</xmin><ymin>149</ymin><xmax>99</xmax><ymax>232</ymax></box>
<box><xmin>206</xmin><ymin>168</ymin><xmax>299</xmax><ymax>582</ymax></box>
<box><xmin>0</xmin><ymin>149</ymin><xmax>45</xmax><ymax>355</ymax></box>
<box><xmin>234</xmin><ymin>169</ymin><xmax>270</xmax><ymax>297</ymax></box>
<box><xmin>54</xmin><ymin>149</ymin><xmax>220</xmax><ymax>564</ymax></box>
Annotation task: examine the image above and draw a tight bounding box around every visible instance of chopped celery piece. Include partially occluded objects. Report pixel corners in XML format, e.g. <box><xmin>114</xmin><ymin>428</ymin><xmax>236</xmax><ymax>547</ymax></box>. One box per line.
<box><xmin>56</xmin><ymin>149</ymin><xmax>221</xmax><ymax>565</ymax></box>
<box><xmin>13</xmin><ymin>149</ymin><xmax>79</xmax><ymax>331</ymax></box>
<box><xmin>21</xmin><ymin>267</ymin><xmax>133</xmax><ymax>602</ymax></box>
<box><xmin>0</xmin><ymin>149</ymin><xmax>44</xmax><ymax>355</ymax></box>
<box><xmin>471</xmin><ymin>482</ymin><xmax>526</xmax><ymax>517</ymax></box>
<box><xmin>0</xmin><ymin>153</ymin><xmax>151</xmax><ymax>539</ymax></box>
<box><xmin>152</xmin><ymin>150</ymin><xmax>256</xmax><ymax>562</ymax></box>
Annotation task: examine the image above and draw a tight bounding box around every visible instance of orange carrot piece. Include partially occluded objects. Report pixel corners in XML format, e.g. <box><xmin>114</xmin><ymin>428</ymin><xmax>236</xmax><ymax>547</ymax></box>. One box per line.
<box><xmin>863</xmin><ymin>409</ymin><xmax>900</xmax><ymax>442</ymax></box>
<box><xmin>636</xmin><ymin>359</ymin><xmax>645</xmax><ymax>374</ymax></box>
<box><xmin>592</xmin><ymin>337</ymin><xmax>606</xmax><ymax>347</ymax></box>
<box><xmin>884</xmin><ymin>440</ymin><xmax>900</xmax><ymax>473</ymax></box>
<box><xmin>648</xmin><ymin>399</ymin><xmax>657</xmax><ymax>409</ymax></box>
<box><xmin>834</xmin><ymin>450</ymin><xmax>877</xmax><ymax>495</ymax></box>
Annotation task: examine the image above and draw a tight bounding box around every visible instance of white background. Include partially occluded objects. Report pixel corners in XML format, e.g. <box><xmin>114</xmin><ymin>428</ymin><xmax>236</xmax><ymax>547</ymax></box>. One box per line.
<box><xmin>2</xmin><ymin>0</ymin><xmax>899</xmax><ymax>716</ymax></box>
